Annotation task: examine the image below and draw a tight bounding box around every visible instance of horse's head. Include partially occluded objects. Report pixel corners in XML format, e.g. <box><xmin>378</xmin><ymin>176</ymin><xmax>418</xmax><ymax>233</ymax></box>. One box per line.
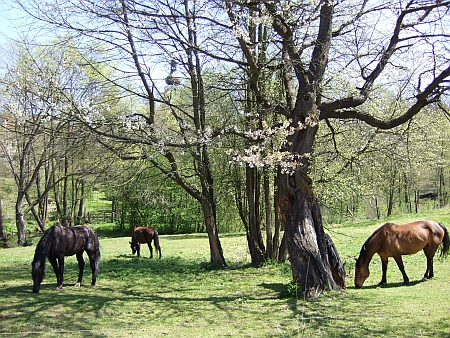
<box><xmin>354</xmin><ymin>256</ymin><xmax>369</xmax><ymax>288</ymax></box>
<box><xmin>31</xmin><ymin>261</ymin><xmax>45</xmax><ymax>293</ymax></box>
<box><xmin>129</xmin><ymin>238</ymin><xmax>139</xmax><ymax>255</ymax></box>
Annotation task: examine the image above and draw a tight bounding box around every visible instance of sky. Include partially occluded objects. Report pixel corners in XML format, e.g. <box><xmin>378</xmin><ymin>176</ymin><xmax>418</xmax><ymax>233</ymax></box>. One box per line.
<box><xmin>0</xmin><ymin>0</ymin><xmax>34</xmax><ymax>43</ymax></box>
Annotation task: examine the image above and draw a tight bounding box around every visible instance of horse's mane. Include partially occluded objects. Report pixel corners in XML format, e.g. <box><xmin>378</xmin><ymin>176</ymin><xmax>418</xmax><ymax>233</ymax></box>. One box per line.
<box><xmin>33</xmin><ymin>227</ymin><xmax>55</xmax><ymax>264</ymax></box>
<box><xmin>356</xmin><ymin>223</ymin><xmax>392</xmax><ymax>267</ymax></box>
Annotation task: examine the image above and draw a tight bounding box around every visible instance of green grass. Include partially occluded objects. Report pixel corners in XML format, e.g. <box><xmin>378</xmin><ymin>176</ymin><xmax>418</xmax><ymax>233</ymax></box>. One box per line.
<box><xmin>1</xmin><ymin>209</ymin><xmax>450</xmax><ymax>337</ymax></box>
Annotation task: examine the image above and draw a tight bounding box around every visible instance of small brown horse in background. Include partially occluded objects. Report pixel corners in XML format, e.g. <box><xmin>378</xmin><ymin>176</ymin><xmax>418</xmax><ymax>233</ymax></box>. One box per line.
<box><xmin>130</xmin><ymin>225</ymin><xmax>162</xmax><ymax>258</ymax></box>
<box><xmin>355</xmin><ymin>220</ymin><xmax>450</xmax><ymax>288</ymax></box>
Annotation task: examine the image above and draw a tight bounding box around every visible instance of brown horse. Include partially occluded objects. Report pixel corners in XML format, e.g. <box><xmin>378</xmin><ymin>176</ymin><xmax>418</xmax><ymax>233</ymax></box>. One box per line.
<box><xmin>130</xmin><ymin>225</ymin><xmax>161</xmax><ymax>258</ymax></box>
<box><xmin>354</xmin><ymin>220</ymin><xmax>449</xmax><ymax>288</ymax></box>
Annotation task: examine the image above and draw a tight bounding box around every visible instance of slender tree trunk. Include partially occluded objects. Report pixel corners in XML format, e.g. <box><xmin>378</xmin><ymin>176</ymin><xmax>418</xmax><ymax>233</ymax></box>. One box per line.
<box><xmin>386</xmin><ymin>163</ymin><xmax>396</xmax><ymax>217</ymax></box>
<box><xmin>375</xmin><ymin>196</ymin><xmax>381</xmax><ymax>219</ymax></box>
<box><xmin>33</xmin><ymin>168</ymin><xmax>47</xmax><ymax>231</ymax></box>
<box><xmin>77</xmin><ymin>180</ymin><xmax>85</xmax><ymax>224</ymax></box>
<box><xmin>26</xmin><ymin>193</ymin><xmax>45</xmax><ymax>231</ymax></box>
<box><xmin>246</xmin><ymin>166</ymin><xmax>266</xmax><ymax>266</ymax></box>
<box><xmin>0</xmin><ymin>199</ymin><xmax>6</xmax><ymax>241</ymax></box>
<box><xmin>201</xmin><ymin>200</ymin><xmax>226</xmax><ymax>265</ymax></box>
<box><xmin>15</xmin><ymin>192</ymin><xmax>26</xmax><ymax>246</ymax></box>
<box><xmin>264</xmin><ymin>167</ymin><xmax>273</xmax><ymax>259</ymax></box>
<box><xmin>273</xmin><ymin>168</ymin><xmax>283</xmax><ymax>261</ymax></box>
<box><xmin>277</xmin><ymin>232</ymin><xmax>288</xmax><ymax>262</ymax></box>
<box><xmin>62</xmin><ymin>157</ymin><xmax>69</xmax><ymax>226</ymax></box>
<box><xmin>438</xmin><ymin>166</ymin><xmax>446</xmax><ymax>207</ymax></box>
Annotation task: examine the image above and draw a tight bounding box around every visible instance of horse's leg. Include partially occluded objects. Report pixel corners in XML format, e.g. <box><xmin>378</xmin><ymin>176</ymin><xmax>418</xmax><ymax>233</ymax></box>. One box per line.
<box><xmin>393</xmin><ymin>254</ymin><xmax>409</xmax><ymax>285</ymax></box>
<box><xmin>423</xmin><ymin>246</ymin><xmax>436</xmax><ymax>281</ymax></box>
<box><xmin>136</xmin><ymin>243</ymin><xmax>141</xmax><ymax>257</ymax></box>
<box><xmin>75</xmin><ymin>253</ymin><xmax>85</xmax><ymax>287</ymax></box>
<box><xmin>56</xmin><ymin>256</ymin><xmax>65</xmax><ymax>290</ymax></box>
<box><xmin>48</xmin><ymin>256</ymin><xmax>60</xmax><ymax>289</ymax></box>
<box><xmin>87</xmin><ymin>252</ymin><xmax>98</xmax><ymax>286</ymax></box>
<box><xmin>422</xmin><ymin>256</ymin><xmax>433</xmax><ymax>281</ymax></box>
<box><xmin>148</xmin><ymin>241</ymin><xmax>153</xmax><ymax>258</ymax></box>
<box><xmin>379</xmin><ymin>257</ymin><xmax>388</xmax><ymax>285</ymax></box>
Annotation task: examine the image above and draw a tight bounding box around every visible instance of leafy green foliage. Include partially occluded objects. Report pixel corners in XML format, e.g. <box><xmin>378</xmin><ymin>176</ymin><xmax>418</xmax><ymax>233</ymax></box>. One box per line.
<box><xmin>312</xmin><ymin>105</ymin><xmax>450</xmax><ymax>224</ymax></box>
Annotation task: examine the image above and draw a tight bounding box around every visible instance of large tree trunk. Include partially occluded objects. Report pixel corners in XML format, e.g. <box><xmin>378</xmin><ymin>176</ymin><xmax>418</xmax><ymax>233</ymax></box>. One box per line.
<box><xmin>278</xmin><ymin>170</ymin><xmax>340</xmax><ymax>296</ymax></box>
<box><xmin>277</xmin><ymin>76</ymin><xmax>345</xmax><ymax>295</ymax></box>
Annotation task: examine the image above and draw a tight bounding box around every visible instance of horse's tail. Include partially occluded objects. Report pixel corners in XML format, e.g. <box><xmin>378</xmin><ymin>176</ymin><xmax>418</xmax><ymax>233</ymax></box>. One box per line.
<box><xmin>439</xmin><ymin>223</ymin><xmax>450</xmax><ymax>257</ymax></box>
<box><xmin>153</xmin><ymin>229</ymin><xmax>162</xmax><ymax>259</ymax></box>
<box><xmin>94</xmin><ymin>234</ymin><xmax>101</xmax><ymax>274</ymax></box>
<box><xmin>86</xmin><ymin>227</ymin><xmax>100</xmax><ymax>276</ymax></box>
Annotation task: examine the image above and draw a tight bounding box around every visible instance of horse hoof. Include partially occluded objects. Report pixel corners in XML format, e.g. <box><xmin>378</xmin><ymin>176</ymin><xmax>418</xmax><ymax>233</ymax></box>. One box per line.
<box><xmin>56</xmin><ymin>286</ymin><xmax>63</xmax><ymax>290</ymax></box>
<box><xmin>422</xmin><ymin>277</ymin><xmax>428</xmax><ymax>282</ymax></box>
<box><xmin>74</xmin><ymin>282</ymin><xmax>81</xmax><ymax>288</ymax></box>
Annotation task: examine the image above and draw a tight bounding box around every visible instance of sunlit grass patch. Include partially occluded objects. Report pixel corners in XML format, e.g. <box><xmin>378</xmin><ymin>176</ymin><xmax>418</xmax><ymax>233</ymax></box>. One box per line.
<box><xmin>1</xmin><ymin>209</ymin><xmax>450</xmax><ymax>337</ymax></box>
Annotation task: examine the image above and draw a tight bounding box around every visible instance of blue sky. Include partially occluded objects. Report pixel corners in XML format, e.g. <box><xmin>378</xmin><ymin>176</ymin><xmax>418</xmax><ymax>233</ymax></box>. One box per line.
<box><xmin>0</xmin><ymin>0</ymin><xmax>31</xmax><ymax>42</ymax></box>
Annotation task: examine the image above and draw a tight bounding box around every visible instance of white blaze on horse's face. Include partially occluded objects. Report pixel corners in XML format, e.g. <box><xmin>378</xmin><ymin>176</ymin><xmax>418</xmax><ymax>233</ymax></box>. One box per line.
<box><xmin>354</xmin><ymin>260</ymin><xmax>370</xmax><ymax>288</ymax></box>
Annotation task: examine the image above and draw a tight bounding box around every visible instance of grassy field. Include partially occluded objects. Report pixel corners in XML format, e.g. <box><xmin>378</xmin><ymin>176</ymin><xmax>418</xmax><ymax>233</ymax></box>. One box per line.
<box><xmin>1</xmin><ymin>209</ymin><xmax>450</xmax><ymax>337</ymax></box>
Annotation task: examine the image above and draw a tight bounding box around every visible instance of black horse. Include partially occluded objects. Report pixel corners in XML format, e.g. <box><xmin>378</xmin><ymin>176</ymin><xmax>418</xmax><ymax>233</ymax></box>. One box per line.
<box><xmin>31</xmin><ymin>224</ymin><xmax>100</xmax><ymax>293</ymax></box>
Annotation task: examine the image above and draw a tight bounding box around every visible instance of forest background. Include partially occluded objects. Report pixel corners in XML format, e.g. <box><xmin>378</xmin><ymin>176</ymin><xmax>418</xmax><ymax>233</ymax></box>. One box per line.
<box><xmin>0</xmin><ymin>0</ymin><xmax>449</xmax><ymax>295</ymax></box>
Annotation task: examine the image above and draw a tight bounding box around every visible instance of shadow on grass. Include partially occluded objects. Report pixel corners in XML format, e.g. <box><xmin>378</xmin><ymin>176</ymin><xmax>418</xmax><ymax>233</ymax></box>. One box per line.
<box><xmin>259</xmin><ymin>282</ymin><xmax>287</xmax><ymax>294</ymax></box>
<box><xmin>1</xmin><ymin>254</ymin><xmax>288</xmax><ymax>337</ymax></box>
<box><xmin>347</xmin><ymin>279</ymin><xmax>422</xmax><ymax>290</ymax></box>
<box><xmin>3</xmin><ymin>252</ymin><xmax>450</xmax><ymax>338</ymax></box>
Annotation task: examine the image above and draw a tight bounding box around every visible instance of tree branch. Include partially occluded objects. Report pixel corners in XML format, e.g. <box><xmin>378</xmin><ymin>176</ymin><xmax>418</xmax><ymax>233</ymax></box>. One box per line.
<box><xmin>321</xmin><ymin>64</ymin><xmax>450</xmax><ymax>129</ymax></box>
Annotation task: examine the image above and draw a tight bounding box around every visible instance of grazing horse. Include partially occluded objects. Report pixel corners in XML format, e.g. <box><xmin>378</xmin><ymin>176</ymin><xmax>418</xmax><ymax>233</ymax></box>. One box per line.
<box><xmin>354</xmin><ymin>220</ymin><xmax>449</xmax><ymax>288</ymax></box>
<box><xmin>130</xmin><ymin>225</ymin><xmax>162</xmax><ymax>258</ymax></box>
<box><xmin>32</xmin><ymin>225</ymin><xmax>100</xmax><ymax>293</ymax></box>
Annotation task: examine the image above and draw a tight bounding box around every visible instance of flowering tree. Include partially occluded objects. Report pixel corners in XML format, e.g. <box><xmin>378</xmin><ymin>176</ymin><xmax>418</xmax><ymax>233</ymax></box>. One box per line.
<box><xmin>0</xmin><ymin>41</ymin><xmax>111</xmax><ymax>244</ymax></box>
<box><xmin>15</xmin><ymin>0</ymin><xmax>229</xmax><ymax>264</ymax></box>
